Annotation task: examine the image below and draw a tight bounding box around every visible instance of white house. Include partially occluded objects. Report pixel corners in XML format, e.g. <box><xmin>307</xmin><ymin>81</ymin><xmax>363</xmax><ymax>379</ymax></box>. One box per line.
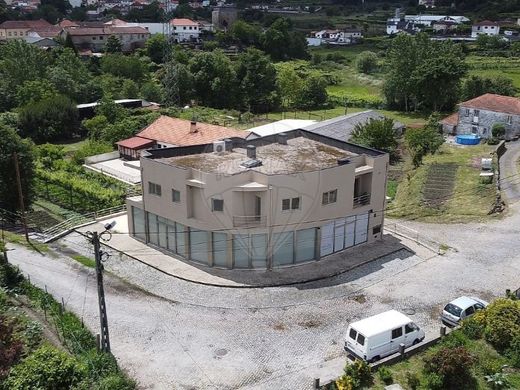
<box><xmin>170</xmin><ymin>18</ymin><xmax>200</xmax><ymax>42</ymax></box>
<box><xmin>471</xmin><ymin>21</ymin><xmax>500</xmax><ymax>38</ymax></box>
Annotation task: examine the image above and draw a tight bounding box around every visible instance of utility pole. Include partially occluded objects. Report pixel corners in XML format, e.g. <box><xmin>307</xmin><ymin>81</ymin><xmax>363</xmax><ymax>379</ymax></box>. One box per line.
<box><xmin>89</xmin><ymin>231</ymin><xmax>111</xmax><ymax>353</ymax></box>
<box><xmin>13</xmin><ymin>152</ymin><xmax>29</xmax><ymax>242</ymax></box>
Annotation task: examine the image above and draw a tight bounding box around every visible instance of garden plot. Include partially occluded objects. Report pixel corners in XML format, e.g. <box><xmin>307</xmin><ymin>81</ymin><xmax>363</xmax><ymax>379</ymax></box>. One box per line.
<box><xmin>421</xmin><ymin>163</ymin><xmax>459</xmax><ymax>208</ymax></box>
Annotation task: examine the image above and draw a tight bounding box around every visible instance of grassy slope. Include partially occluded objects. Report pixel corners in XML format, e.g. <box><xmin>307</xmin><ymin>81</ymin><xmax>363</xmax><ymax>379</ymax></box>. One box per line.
<box><xmin>467</xmin><ymin>55</ymin><xmax>520</xmax><ymax>90</ymax></box>
<box><xmin>387</xmin><ymin>143</ymin><xmax>498</xmax><ymax>223</ymax></box>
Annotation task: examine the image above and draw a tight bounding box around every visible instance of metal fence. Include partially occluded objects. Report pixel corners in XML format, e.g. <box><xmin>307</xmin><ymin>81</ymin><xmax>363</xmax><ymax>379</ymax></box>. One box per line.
<box><xmin>384</xmin><ymin>222</ymin><xmax>442</xmax><ymax>254</ymax></box>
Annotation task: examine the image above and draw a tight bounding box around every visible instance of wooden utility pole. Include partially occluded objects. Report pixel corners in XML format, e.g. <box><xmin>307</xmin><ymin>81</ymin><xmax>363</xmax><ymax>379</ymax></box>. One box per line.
<box><xmin>91</xmin><ymin>231</ymin><xmax>111</xmax><ymax>353</ymax></box>
<box><xmin>13</xmin><ymin>152</ymin><xmax>29</xmax><ymax>242</ymax></box>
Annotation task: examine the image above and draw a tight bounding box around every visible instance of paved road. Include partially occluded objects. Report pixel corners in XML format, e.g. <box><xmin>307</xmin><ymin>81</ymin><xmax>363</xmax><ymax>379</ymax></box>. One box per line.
<box><xmin>499</xmin><ymin>140</ymin><xmax>520</xmax><ymax>204</ymax></box>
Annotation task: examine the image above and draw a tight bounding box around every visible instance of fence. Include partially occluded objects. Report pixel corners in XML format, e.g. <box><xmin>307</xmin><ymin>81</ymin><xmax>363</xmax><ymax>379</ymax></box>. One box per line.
<box><xmin>384</xmin><ymin>222</ymin><xmax>442</xmax><ymax>254</ymax></box>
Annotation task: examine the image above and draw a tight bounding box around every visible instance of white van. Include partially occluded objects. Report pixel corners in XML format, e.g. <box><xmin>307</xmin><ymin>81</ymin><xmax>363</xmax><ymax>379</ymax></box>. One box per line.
<box><xmin>344</xmin><ymin>310</ymin><xmax>425</xmax><ymax>362</ymax></box>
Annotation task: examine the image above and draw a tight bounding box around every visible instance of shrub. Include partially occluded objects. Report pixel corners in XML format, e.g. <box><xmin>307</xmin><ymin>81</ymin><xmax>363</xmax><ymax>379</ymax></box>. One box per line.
<box><xmin>377</xmin><ymin>366</ymin><xmax>393</xmax><ymax>385</ymax></box>
<box><xmin>485</xmin><ymin>372</ymin><xmax>511</xmax><ymax>390</ymax></box>
<box><xmin>424</xmin><ymin>346</ymin><xmax>475</xmax><ymax>389</ymax></box>
<box><xmin>355</xmin><ymin>51</ymin><xmax>378</xmax><ymax>74</ymax></box>
<box><xmin>506</xmin><ymin>334</ymin><xmax>520</xmax><ymax>367</ymax></box>
<box><xmin>335</xmin><ymin>374</ymin><xmax>354</xmax><ymax>390</ymax></box>
<box><xmin>343</xmin><ymin>359</ymin><xmax>372</xmax><ymax>388</ymax></box>
<box><xmin>492</xmin><ymin>123</ymin><xmax>506</xmax><ymax>139</ymax></box>
<box><xmin>487</xmin><ymin>137</ymin><xmax>500</xmax><ymax>145</ymax></box>
<box><xmin>461</xmin><ymin>315</ymin><xmax>485</xmax><ymax>340</ymax></box>
<box><xmin>421</xmin><ymin>372</ymin><xmax>444</xmax><ymax>390</ymax></box>
<box><xmin>3</xmin><ymin>344</ymin><xmax>85</xmax><ymax>389</ymax></box>
<box><xmin>484</xmin><ymin>298</ymin><xmax>520</xmax><ymax>352</ymax></box>
<box><xmin>71</xmin><ymin>140</ymin><xmax>113</xmax><ymax>165</ymax></box>
<box><xmin>0</xmin><ymin>315</ymin><xmax>24</xmax><ymax>379</ymax></box>
<box><xmin>93</xmin><ymin>374</ymin><xmax>136</xmax><ymax>390</ymax></box>
<box><xmin>405</xmin><ymin>371</ymin><xmax>420</xmax><ymax>390</ymax></box>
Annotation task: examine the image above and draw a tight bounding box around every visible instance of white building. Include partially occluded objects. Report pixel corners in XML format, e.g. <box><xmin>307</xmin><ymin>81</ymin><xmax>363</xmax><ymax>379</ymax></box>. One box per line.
<box><xmin>170</xmin><ymin>18</ymin><xmax>200</xmax><ymax>42</ymax></box>
<box><xmin>471</xmin><ymin>21</ymin><xmax>500</xmax><ymax>38</ymax></box>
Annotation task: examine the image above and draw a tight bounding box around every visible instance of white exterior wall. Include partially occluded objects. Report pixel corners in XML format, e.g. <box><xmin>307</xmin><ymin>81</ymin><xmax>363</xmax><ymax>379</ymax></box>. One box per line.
<box><xmin>471</xmin><ymin>25</ymin><xmax>500</xmax><ymax>38</ymax></box>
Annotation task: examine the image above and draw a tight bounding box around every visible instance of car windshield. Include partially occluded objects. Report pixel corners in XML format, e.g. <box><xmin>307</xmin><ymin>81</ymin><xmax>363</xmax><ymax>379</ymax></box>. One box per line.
<box><xmin>444</xmin><ymin>303</ymin><xmax>462</xmax><ymax>316</ymax></box>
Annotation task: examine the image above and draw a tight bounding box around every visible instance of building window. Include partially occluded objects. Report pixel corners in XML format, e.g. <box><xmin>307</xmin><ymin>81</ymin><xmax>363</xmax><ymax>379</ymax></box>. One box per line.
<box><xmin>465</xmin><ymin>108</ymin><xmax>470</xmax><ymax>117</ymax></box>
<box><xmin>322</xmin><ymin>190</ymin><xmax>338</xmax><ymax>205</ymax></box>
<box><xmin>148</xmin><ymin>182</ymin><xmax>162</xmax><ymax>196</ymax></box>
<box><xmin>282</xmin><ymin>197</ymin><xmax>300</xmax><ymax>211</ymax></box>
<box><xmin>99</xmin><ymin>36</ymin><xmax>104</xmax><ymax>40</ymax></box>
<box><xmin>212</xmin><ymin>198</ymin><xmax>224</xmax><ymax>212</ymax></box>
<box><xmin>92</xmin><ymin>37</ymin><xmax>97</xmax><ymax>40</ymax></box>
<box><xmin>373</xmin><ymin>225</ymin><xmax>381</xmax><ymax>235</ymax></box>
<box><xmin>507</xmin><ymin>115</ymin><xmax>512</xmax><ymax>125</ymax></box>
<box><xmin>172</xmin><ymin>189</ymin><xmax>180</xmax><ymax>203</ymax></box>
<box><xmin>474</xmin><ymin>109</ymin><xmax>480</xmax><ymax>117</ymax></box>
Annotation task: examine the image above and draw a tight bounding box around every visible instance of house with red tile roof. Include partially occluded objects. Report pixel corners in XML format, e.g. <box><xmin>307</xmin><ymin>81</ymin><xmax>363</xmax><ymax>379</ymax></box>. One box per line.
<box><xmin>170</xmin><ymin>18</ymin><xmax>200</xmax><ymax>42</ymax></box>
<box><xmin>441</xmin><ymin>94</ymin><xmax>520</xmax><ymax>139</ymax></box>
<box><xmin>0</xmin><ymin>19</ymin><xmax>52</xmax><ymax>40</ymax></box>
<box><xmin>471</xmin><ymin>20</ymin><xmax>500</xmax><ymax>38</ymax></box>
<box><xmin>116</xmin><ymin>116</ymin><xmax>249</xmax><ymax>160</ymax></box>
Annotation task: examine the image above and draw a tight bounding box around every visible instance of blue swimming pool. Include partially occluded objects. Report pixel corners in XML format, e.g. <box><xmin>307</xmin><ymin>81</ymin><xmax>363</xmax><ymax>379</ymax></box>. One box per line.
<box><xmin>456</xmin><ymin>134</ymin><xmax>481</xmax><ymax>145</ymax></box>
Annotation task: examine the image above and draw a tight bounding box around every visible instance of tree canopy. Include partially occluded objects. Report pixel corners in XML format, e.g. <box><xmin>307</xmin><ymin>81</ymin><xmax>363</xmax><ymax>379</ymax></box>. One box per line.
<box><xmin>405</xmin><ymin>114</ymin><xmax>445</xmax><ymax>168</ymax></box>
<box><xmin>351</xmin><ymin>118</ymin><xmax>399</xmax><ymax>161</ymax></box>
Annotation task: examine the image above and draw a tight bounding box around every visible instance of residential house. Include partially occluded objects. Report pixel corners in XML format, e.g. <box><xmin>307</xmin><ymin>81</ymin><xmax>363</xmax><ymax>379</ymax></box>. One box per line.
<box><xmin>0</xmin><ymin>19</ymin><xmax>52</xmax><ymax>40</ymax></box>
<box><xmin>471</xmin><ymin>21</ymin><xmax>500</xmax><ymax>38</ymax></box>
<box><xmin>126</xmin><ymin>130</ymin><xmax>388</xmax><ymax>269</ymax></box>
<box><xmin>418</xmin><ymin>0</ymin><xmax>435</xmax><ymax>8</ymax></box>
<box><xmin>387</xmin><ymin>14</ymin><xmax>469</xmax><ymax>35</ymax></box>
<box><xmin>116</xmin><ymin>116</ymin><xmax>249</xmax><ymax>160</ymax></box>
<box><xmin>170</xmin><ymin>18</ymin><xmax>200</xmax><ymax>42</ymax></box>
<box><xmin>24</xmin><ymin>36</ymin><xmax>60</xmax><ymax>48</ymax></box>
<box><xmin>440</xmin><ymin>94</ymin><xmax>520</xmax><ymax>139</ymax></box>
<box><xmin>432</xmin><ymin>19</ymin><xmax>460</xmax><ymax>33</ymax></box>
<box><xmin>61</xmin><ymin>25</ymin><xmax>150</xmax><ymax>52</ymax></box>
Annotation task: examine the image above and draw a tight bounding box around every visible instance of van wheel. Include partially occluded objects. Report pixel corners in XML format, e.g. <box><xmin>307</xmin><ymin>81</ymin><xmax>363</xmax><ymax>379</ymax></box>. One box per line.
<box><xmin>370</xmin><ymin>355</ymin><xmax>380</xmax><ymax>363</ymax></box>
<box><xmin>413</xmin><ymin>339</ymin><xmax>420</xmax><ymax>345</ymax></box>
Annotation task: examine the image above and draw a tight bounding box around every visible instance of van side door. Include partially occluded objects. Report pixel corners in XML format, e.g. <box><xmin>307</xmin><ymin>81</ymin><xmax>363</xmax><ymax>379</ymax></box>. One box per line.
<box><xmin>390</xmin><ymin>326</ymin><xmax>404</xmax><ymax>354</ymax></box>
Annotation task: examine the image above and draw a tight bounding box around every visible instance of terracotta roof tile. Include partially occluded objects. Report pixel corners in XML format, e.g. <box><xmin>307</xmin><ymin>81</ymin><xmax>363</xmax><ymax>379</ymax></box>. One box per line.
<box><xmin>440</xmin><ymin>112</ymin><xmax>459</xmax><ymax>126</ymax></box>
<box><xmin>473</xmin><ymin>20</ymin><xmax>499</xmax><ymax>27</ymax></box>
<box><xmin>460</xmin><ymin>94</ymin><xmax>520</xmax><ymax>116</ymax></box>
<box><xmin>170</xmin><ymin>18</ymin><xmax>199</xmax><ymax>26</ymax></box>
<box><xmin>0</xmin><ymin>19</ymin><xmax>51</xmax><ymax>29</ymax></box>
<box><xmin>136</xmin><ymin>116</ymin><xmax>248</xmax><ymax>146</ymax></box>
<box><xmin>116</xmin><ymin>136</ymin><xmax>155</xmax><ymax>149</ymax></box>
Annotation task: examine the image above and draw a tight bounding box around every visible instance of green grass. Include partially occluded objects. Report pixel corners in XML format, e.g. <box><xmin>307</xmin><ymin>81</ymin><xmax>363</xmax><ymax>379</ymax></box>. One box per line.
<box><xmin>55</xmin><ymin>139</ymin><xmax>89</xmax><ymax>153</ymax></box>
<box><xmin>466</xmin><ymin>55</ymin><xmax>520</xmax><ymax>90</ymax></box>
<box><xmin>71</xmin><ymin>255</ymin><xmax>95</xmax><ymax>268</ymax></box>
<box><xmin>388</xmin><ymin>143</ymin><xmax>498</xmax><ymax>223</ymax></box>
<box><xmin>3</xmin><ymin>231</ymin><xmax>50</xmax><ymax>254</ymax></box>
<box><xmin>386</xmin><ymin>180</ymin><xmax>398</xmax><ymax>199</ymax></box>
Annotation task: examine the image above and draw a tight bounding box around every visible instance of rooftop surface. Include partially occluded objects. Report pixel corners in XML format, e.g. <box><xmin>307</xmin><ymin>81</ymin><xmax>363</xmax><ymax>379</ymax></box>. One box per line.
<box><xmin>246</xmin><ymin>119</ymin><xmax>316</xmax><ymax>138</ymax></box>
<box><xmin>460</xmin><ymin>93</ymin><xmax>520</xmax><ymax>115</ymax></box>
<box><xmin>161</xmin><ymin>137</ymin><xmax>356</xmax><ymax>175</ymax></box>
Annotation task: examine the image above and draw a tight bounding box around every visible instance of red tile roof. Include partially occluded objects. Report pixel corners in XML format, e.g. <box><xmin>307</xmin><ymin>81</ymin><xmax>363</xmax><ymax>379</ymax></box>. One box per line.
<box><xmin>29</xmin><ymin>26</ymin><xmax>62</xmax><ymax>38</ymax></box>
<box><xmin>460</xmin><ymin>94</ymin><xmax>520</xmax><ymax>116</ymax></box>
<box><xmin>116</xmin><ymin>136</ymin><xmax>155</xmax><ymax>149</ymax></box>
<box><xmin>66</xmin><ymin>26</ymin><xmax>149</xmax><ymax>36</ymax></box>
<box><xmin>170</xmin><ymin>18</ymin><xmax>199</xmax><ymax>26</ymax></box>
<box><xmin>0</xmin><ymin>19</ymin><xmax>52</xmax><ymax>29</ymax></box>
<box><xmin>473</xmin><ymin>20</ymin><xmax>499</xmax><ymax>27</ymax></box>
<box><xmin>135</xmin><ymin>116</ymin><xmax>248</xmax><ymax>146</ymax></box>
<box><xmin>440</xmin><ymin>112</ymin><xmax>459</xmax><ymax>126</ymax></box>
<box><xmin>58</xmin><ymin>19</ymin><xmax>79</xmax><ymax>28</ymax></box>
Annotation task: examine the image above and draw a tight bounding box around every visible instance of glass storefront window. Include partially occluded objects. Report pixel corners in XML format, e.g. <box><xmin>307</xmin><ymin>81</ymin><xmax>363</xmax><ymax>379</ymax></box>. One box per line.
<box><xmin>176</xmin><ymin>223</ymin><xmax>186</xmax><ymax>257</ymax></box>
<box><xmin>190</xmin><ymin>229</ymin><xmax>209</xmax><ymax>264</ymax></box>
<box><xmin>272</xmin><ymin>231</ymin><xmax>294</xmax><ymax>266</ymax></box>
<box><xmin>132</xmin><ymin>207</ymin><xmax>146</xmax><ymax>241</ymax></box>
<box><xmin>233</xmin><ymin>235</ymin><xmax>250</xmax><ymax>268</ymax></box>
<box><xmin>212</xmin><ymin>232</ymin><xmax>228</xmax><ymax>268</ymax></box>
<box><xmin>147</xmin><ymin>213</ymin><xmax>158</xmax><ymax>246</ymax></box>
<box><xmin>295</xmin><ymin>228</ymin><xmax>316</xmax><ymax>263</ymax></box>
<box><xmin>251</xmin><ymin>234</ymin><xmax>267</xmax><ymax>269</ymax></box>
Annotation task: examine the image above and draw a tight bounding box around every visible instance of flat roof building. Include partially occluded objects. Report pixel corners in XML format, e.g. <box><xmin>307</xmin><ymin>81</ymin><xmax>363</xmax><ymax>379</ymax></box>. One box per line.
<box><xmin>126</xmin><ymin>130</ymin><xmax>389</xmax><ymax>270</ymax></box>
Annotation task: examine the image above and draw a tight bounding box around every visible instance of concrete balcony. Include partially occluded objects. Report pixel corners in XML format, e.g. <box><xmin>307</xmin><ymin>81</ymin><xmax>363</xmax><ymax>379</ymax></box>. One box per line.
<box><xmin>353</xmin><ymin>193</ymin><xmax>371</xmax><ymax>208</ymax></box>
<box><xmin>233</xmin><ymin>215</ymin><xmax>267</xmax><ymax>228</ymax></box>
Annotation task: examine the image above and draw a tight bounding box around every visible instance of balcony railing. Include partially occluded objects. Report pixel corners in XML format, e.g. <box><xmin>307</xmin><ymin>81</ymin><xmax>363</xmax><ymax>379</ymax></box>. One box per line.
<box><xmin>233</xmin><ymin>215</ymin><xmax>267</xmax><ymax>227</ymax></box>
<box><xmin>353</xmin><ymin>193</ymin><xmax>371</xmax><ymax>208</ymax></box>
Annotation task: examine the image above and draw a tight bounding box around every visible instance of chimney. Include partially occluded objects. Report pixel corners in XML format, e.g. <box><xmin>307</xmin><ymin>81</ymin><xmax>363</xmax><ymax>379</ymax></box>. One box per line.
<box><xmin>190</xmin><ymin>120</ymin><xmax>197</xmax><ymax>133</ymax></box>
<box><xmin>277</xmin><ymin>132</ymin><xmax>288</xmax><ymax>145</ymax></box>
<box><xmin>224</xmin><ymin>138</ymin><xmax>233</xmax><ymax>151</ymax></box>
<box><xmin>246</xmin><ymin>145</ymin><xmax>256</xmax><ymax>160</ymax></box>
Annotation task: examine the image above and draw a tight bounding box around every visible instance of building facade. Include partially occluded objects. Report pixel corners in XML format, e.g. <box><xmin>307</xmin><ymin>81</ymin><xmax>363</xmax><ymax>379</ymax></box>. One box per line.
<box><xmin>0</xmin><ymin>19</ymin><xmax>52</xmax><ymax>40</ymax></box>
<box><xmin>170</xmin><ymin>18</ymin><xmax>200</xmax><ymax>42</ymax></box>
<box><xmin>127</xmin><ymin>131</ymin><xmax>388</xmax><ymax>270</ymax></box>
<box><xmin>441</xmin><ymin>94</ymin><xmax>520</xmax><ymax>139</ymax></box>
<box><xmin>471</xmin><ymin>21</ymin><xmax>500</xmax><ymax>38</ymax></box>
<box><xmin>61</xmin><ymin>25</ymin><xmax>150</xmax><ymax>52</ymax></box>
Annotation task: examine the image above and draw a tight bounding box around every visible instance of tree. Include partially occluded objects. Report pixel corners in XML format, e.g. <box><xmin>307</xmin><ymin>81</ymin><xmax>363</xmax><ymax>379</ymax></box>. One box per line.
<box><xmin>424</xmin><ymin>346</ymin><xmax>475</xmax><ymax>389</ymax></box>
<box><xmin>461</xmin><ymin>75</ymin><xmax>517</xmax><ymax>100</ymax></box>
<box><xmin>492</xmin><ymin>123</ymin><xmax>506</xmax><ymax>139</ymax></box>
<box><xmin>104</xmin><ymin>35</ymin><xmax>122</xmax><ymax>53</ymax></box>
<box><xmin>235</xmin><ymin>48</ymin><xmax>279</xmax><ymax>112</ymax></box>
<box><xmin>140</xmin><ymin>81</ymin><xmax>164</xmax><ymax>103</ymax></box>
<box><xmin>0</xmin><ymin>125</ymin><xmax>35</xmax><ymax>213</ymax></box>
<box><xmin>229</xmin><ymin>20</ymin><xmax>261</xmax><ymax>47</ymax></box>
<box><xmin>100</xmin><ymin>54</ymin><xmax>145</xmax><ymax>81</ymax></box>
<box><xmin>188</xmin><ymin>50</ymin><xmax>237</xmax><ymax>108</ymax></box>
<box><xmin>261</xmin><ymin>18</ymin><xmax>308</xmax><ymax>61</ymax></box>
<box><xmin>294</xmin><ymin>74</ymin><xmax>328</xmax><ymax>109</ymax></box>
<box><xmin>95</xmin><ymin>95</ymin><xmax>127</xmax><ymax>123</ymax></box>
<box><xmin>355</xmin><ymin>51</ymin><xmax>378</xmax><ymax>74</ymax></box>
<box><xmin>145</xmin><ymin>33</ymin><xmax>167</xmax><ymax>64</ymax></box>
<box><xmin>121</xmin><ymin>79</ymin><xmax>139</xmax><ymax>98</ymax></box>
<box><xmin>18</xmin><ymin>95</ymin><xmax>79</xmax><ymax>142</ymax></box>
<box><xmin>405</xmin><ymin>114</ymin><xmax>444</xmax><ymax>167</ymax></box>
<box><xmin>384</xmin><ymin>33</ymin><xmax>467</xmax><ymax>112</ymax></box>
<box><xmin>351</xmin><ymin>118</ymin><xmax>399</xmax><ymax>161</ymax></box>
<box><xmin>162</xmin><ymin>62</ymin><xmax>194</xmax><ymax>106</ymax></box>
<box><xmin>16</xmin><ymin>79</ymin><xmax>58</xmax><ymax>106</ymax></box>
<box><xmin>276</xmin><ymin>65</ymin><xmax>303</xmax><ymax>109</ymax></box>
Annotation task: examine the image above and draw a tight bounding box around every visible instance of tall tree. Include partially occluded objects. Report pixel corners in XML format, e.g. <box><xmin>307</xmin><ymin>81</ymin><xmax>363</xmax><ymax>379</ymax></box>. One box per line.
<box><xmin>405</xmin><ymin>114</ymin><xmax>444</xmax><ymax>168</ymax></box>
<box><xmin>104</xmin><ymin>35</ymin><xmax>122</xmax><ymax>53</ymax></box>
<box><xmin>0</xmin><ymin>125</ymin><xmax>35</xmax><ymax>213</ymax></box>
<box><xmin>235</xmin><ymin>48</ymin><xmax>279</xmax><ymax>112</ymax></box>
<box><xmin>161</xmin><ymin>62</ymin><xmax>194</xmax><ymax>106</ymax></box>
<box><xmin>145</xmin><ymin>33</ymin><xmax>167</xmax><ymax>64</ymax></box>
<box><xmin>294</xmin><ymin>74</ymin><xmax>328</xmax><ymax>110</ymax></box>
<box><xmin>276</xmin><ymin>65</ymin><xmax>303</xmax><ymax>109</ymax></box>
<box><xmin>351</xmin><ymin>118</ymin><xmax>399</xmax><ymax>161</ymax></box>
<box><xmin>261</xmin><ymin>18</ymin><xmax>308</xmax><ymax>61</ymax></box>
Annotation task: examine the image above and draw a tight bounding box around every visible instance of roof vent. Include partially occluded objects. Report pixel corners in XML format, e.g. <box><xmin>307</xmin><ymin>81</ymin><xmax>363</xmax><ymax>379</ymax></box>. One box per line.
<box><xmin>190</xmin><ymin>120</ymin><xmax>197</xmax><ymax>133</ymax></box>
<box><xmin>246</xmin><ymin>145</ymin><xmax>256</xmax><ymax>160</ymax></box>
<box><xmin>277</xmin><ymin>132</ymin><xmax>288</xmax><ymax>145</ymax></box>
<box><xmin>240</xmin><ymin>159</ymin><xmax>263</xmax><ymax>169</ymax></box>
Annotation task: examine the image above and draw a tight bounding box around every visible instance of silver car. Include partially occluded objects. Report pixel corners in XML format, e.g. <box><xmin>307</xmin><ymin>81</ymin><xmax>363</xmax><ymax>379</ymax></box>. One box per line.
<box><xmin>440</xmin><ymin>296</ymin><xmax>488</xmax><ymax>327</ymax></box>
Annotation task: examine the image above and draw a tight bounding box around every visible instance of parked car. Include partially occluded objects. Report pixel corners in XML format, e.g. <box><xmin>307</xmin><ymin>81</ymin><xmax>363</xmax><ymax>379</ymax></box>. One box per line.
<box><xmin>344</xmin><ymin>310</ymin><xmax>425</xmax><ymax>362</ymax></box>
<box><xmin>440</xmin><ymin>296</ymin><xmax>488</xmax><ymax>327</ymax></box>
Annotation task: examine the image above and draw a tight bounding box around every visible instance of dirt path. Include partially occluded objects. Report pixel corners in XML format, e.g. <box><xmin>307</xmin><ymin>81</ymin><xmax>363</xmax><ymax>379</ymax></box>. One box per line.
<box><xmin>499</xmin><ymin>140</ymin><xmax>520</xmax><ymax>204</ymax></box>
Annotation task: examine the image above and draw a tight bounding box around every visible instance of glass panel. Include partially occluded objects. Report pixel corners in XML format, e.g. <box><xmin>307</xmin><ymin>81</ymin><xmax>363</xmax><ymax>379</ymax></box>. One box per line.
<box><xmin>320</xmin><ymin>223</ymin><xmax>334</xmax><ymax>256</ymax></box>
<box><xmin>213</xmin><ymin>232</ymin><xmax>228</xmax><ymax>268</ymax></box>
<box><xmin>167</xmin><ymin>223</ymin><xmax>176</xmax><ymax>253</ymax></box>
<box><xmin>282</xmin><ymin>199</ymin><xmax>290</xmax><ymax>210</ymax></box>
<box><xmin>132</xmin><ymin>207</ymin><xmax>146</xmax><ymax>241</ymax></box>
<box><xmin>330</xmin><ymin>190</ymin><xmax>337</xmax><ymax>203</ymax></box>
<box><xmin>345</xmin><ymin>216</ymin><xmax>356</xmax><ymax>248</ymax></box>
<box><xmin>251</xmin><ymin>234</ymin><xmax>267</xmax><ymax>269</ymax></box>
<box><xmin>176</xmin><ymin>223</ymin><xmax>186</xmax><ymax>257</ymax></box>
<box><xmin>190</xmin><ymin>229</ymin><xmax>209</xmax><ymax>264</ymax></box>
<box><xmin>295</xmin><ymin>228</ymin><xmax>316</xmax><ymax>263</ymax></box>
<box><xmin>291</xmin><ymin>197</ymin><xmax>300</xmax><ymax>209</ymax></box>
<box><xmin>158</xmin><ymin>222</ymin><xmax>168</xmax><ymax>249</ymax></box>
<box><xmin>272</xmin><ymin>231</ymin><xmax>294</xmax><ymax>266</ymax></box>
<box><xmin>355</xmin><ymin>213</ymin><xmax>369</xmax><ymax>245</ymax></box>
<box><xmin>147</xmin><ymin>213</ymin><xmax>159</xmax><ymax>245</ymax></box>
<box><xmin>233</xmin><ymin>235</ymin><xmax>250</xmax><ymax>269</ymax></box>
